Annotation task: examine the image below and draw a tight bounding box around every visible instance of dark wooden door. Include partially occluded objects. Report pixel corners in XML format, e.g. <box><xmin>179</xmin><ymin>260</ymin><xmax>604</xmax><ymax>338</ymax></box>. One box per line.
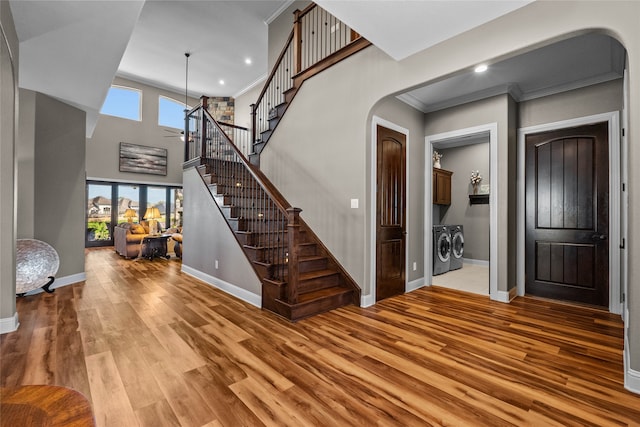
<box><xmin>525</xmin><ymin>122</ymin><xmax>609</xmax><ymax>307</ymax></box>
<box><xmin>376</xmin><ymin>126</ymin><xmax>406</xmax><ymax>301</ymax></box>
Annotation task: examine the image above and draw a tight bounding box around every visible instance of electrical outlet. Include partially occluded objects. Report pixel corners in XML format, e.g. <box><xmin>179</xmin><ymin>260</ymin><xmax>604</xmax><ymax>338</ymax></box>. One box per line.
<box><xmin>351</xmin><ymin>198</ymin><xmax>359</xmax><ymax>209</ymax></box>
<box><xmin>215</xmin><ymin>259</ymin><xmax>219</xmax><ymax>269</ymax></box>
<box><xmin>413</xmin><ymin>262</ymin><xmax>417</xmax><ymax>271</ymax></box>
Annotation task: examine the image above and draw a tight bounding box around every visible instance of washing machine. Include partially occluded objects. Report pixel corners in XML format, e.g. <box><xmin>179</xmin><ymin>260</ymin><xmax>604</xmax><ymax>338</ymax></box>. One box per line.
<box><xmin>448</xmin><ymin>225</ymin><xmax>464</xmax><ymax>270</ymax></box>
<box><xmin>433</xmin><ymin>225</ymin><xmax>451</xmax><ymax>275</ymax></box>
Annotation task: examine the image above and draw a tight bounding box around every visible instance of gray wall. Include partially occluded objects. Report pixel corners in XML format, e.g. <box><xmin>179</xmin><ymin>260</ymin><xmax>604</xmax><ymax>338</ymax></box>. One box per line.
<box><xmin>182</xmin><ymin>168</ymin><xmax>261</xmax><ymax>299</ymax></box>
<box><xmin>32</xmin><ymin>92</ymin><xmax>87</xmax><ymax>278</ymax></box>
<box><xmin>437</xmin><ymin>143</ymin><xmax>490</xmax><ymax>262</ymax></box>
<box><xmin>87</xmin><ymin>76</ymin><xmax>197</xmax><ymax>185</ymax></box>
<box><xmin>234</xmin><ymin>79</ymin><xmax>263</xmax><ymax>130</ymax></box>
<box><xmin>519</xmin><ymin>79</ymin><xmax>623</xmax><ymax>128</ymax></box>
<box><xmin>17</xmin><ymin>89</ymin><xmax>35</xmax><ymax>238</ymax></box>
<box><xmin>16</xmin><ymin>90</ymin><xmax>87</xmax><ymax>280</ymax></box>
<box><xmin>0</xmin><ymin>0</ymin><xmax>18</xmax><ymax>329</ymax></box>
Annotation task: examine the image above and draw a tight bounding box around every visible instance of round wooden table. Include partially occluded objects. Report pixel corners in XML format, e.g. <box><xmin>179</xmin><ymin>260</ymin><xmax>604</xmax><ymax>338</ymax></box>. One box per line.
<box><xmin>1</xmin><ymin>385</ymin><xmax>95</xmax><ymax>427</ymax></box>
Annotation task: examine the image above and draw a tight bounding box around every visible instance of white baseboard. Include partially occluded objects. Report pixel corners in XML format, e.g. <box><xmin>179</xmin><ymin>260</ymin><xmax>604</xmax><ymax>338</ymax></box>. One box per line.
<box><xmin>181</xmin><ymin>265</ymin><xmax>261</xmax><ymax>308</ymax></box>
<box><xmin>407</xmin><ymin>277</ymin><xmax>425</xmax><ymax>292</ymax></box>
<box><xmin>625</xmin><ymin>367</ymin><xmax>640</xmax><ymax>395</ymax></box>
<box><xmin>361</xmin><ymin>293</ymin><xmax>375</xmax><ymax>308</ymax></box>
<box><xmin>492</xmin><ymin>286</ymin><xmax>516</xmax><ymax>303</ymax></box>
<box><xmin>463</xmin><ymin>258</ymin><xmax>490</xmax><ymax>266</ymax></box>
<box><xmin>362</xmin><ymin>278</ymin><xmax>426</xmax><ymax>307</ymax></box>
<box><xmin>22</xmin><ymin>272</ymin><xmax>86</xmax><ymax>296</ymax></box>
<box><xmin>0</xmin><ymin>312</ymin><xmax>19</xmax><ymax>334</ymax></box>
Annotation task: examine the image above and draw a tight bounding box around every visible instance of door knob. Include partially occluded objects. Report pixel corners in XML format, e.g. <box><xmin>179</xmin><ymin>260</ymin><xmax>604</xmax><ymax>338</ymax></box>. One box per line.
<box><xmin>591</xmin><ymin>234</ymin><xmax>607</xmax><ymax>241</ymax></box>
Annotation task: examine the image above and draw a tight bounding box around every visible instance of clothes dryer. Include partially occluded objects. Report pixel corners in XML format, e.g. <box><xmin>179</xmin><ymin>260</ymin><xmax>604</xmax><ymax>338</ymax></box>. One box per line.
<box><xmin>448</xmin><ymin>225</ymin><xmax>464</xmax><ymax>270</ymax></box>
<box><xmin>433</xmin><ymin>225</ymin><xmax>451</xmax><ymax>276</ymax></box>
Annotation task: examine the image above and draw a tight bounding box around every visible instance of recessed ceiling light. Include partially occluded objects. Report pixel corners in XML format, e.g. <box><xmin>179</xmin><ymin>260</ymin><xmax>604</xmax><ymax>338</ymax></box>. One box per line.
<box><xmin>474</xmin><ymin>64</ymin><xmax>488</xmax><ymax>73</ymax></box>
<box><xmin>219</xmin><ymin>80</ymin><xmax>225</xmax><ymax>85</ymax></box>
<box><xmin>245</xmin><ymin>58</ymin><xmax>252</xmax><ymax>65</ymax></box>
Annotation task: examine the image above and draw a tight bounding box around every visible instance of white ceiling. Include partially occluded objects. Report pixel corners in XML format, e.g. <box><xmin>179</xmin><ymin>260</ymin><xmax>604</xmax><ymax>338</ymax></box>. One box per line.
<box><xmin>8</xmin><ymin>0</ymin><xmax>625</xmax><ymax>137</ymax></box>
<box><xmin>9</xmin><ymin>0</ymin><xmax>289</xmax><ymax>135</ymax></box>
<box><xmin>9</xmin><ymin>0</ymin><xmax>146</xmax><ymax>134</ymax></box>
<box><xmin>315</xmin><ymin>0</ymin><xmax>534</xmax><ymax>61</ymax></box>
<box><xmin>399</xmin><ymin>33</ymin><xmax>626</xmax><ymax>113</ymax></box>
<box><xmin>116</xmin><ymin>0</ymin><xmax>288</xmax><ymax>99</ymax></box>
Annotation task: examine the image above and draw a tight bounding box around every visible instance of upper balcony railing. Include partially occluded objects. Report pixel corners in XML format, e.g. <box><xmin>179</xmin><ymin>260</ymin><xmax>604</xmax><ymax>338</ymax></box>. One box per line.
<box><xmin>250</xmin><ymin>4</ymin><xmax>367</xmax><ymax>148</ymax></box>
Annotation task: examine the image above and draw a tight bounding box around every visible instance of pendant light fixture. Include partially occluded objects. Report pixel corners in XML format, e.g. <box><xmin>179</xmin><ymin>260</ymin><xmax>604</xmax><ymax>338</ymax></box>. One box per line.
<box><xmin>182</xmin><ymin>52</ymin><xmax>191</xmax><ymax>142</ymax></box>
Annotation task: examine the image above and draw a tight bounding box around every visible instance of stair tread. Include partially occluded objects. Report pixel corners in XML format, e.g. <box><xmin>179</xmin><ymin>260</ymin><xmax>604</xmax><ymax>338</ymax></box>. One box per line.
<box><xmin>300</xmin><ymin>255</ymin><xmax>326</xmax><ymax>262</ymax></box>
<box><xmin>296</xmin><ymin>286</ymin><xmax>351</xmax><ymax>303</ymax></box>
<box><xmin>299</xmin><ymin>269</ymin><xmax>339</xmax><ymax>281</ymax></box>
<box><xmin>244</xmin><ymin>244</ymin><xmax>286</xmax><ymax>251</ymax></box>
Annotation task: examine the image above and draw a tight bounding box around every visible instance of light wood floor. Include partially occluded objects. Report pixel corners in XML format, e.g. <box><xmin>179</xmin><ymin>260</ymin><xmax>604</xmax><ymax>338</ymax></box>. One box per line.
<box><xmin>2</xmin><ymin>248</ymin><xmax>639</xmax><ymax>426</ymax></box>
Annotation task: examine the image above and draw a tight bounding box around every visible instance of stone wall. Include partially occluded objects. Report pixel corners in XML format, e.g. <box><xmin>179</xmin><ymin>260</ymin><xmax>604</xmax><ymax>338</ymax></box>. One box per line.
<box><xmin>209</xmin><ymin>97</ymin><xmax>234</xmax><ymax>123</ymax></box>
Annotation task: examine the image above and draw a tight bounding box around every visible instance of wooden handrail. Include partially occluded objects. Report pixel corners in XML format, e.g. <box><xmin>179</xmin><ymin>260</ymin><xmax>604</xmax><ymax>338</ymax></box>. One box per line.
<box><xmin>297</xmin><ymin>2</ymin><xmax>317</xmax><ymax>19</ymax></box>
<box><xmin>218</xmin><ymin>122</ymin><xmax>248</xmax><ymax>131</ymax></box>
<box><xmin>201</xmin><ymin>108</ymin><xmax>292</xmax><ymax>214</ymax></box>
<box><xmin>254</xmin><ymin>30</ymin><xmax>294</xmax><ymax>114</ymax></box>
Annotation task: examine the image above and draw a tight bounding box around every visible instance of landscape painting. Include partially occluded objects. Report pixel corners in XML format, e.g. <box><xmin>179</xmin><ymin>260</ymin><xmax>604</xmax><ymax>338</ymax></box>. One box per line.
<box><xmin>119</xmin><ymin>142</ymin><xmax>167</xmax><ymax>176</ymax></box>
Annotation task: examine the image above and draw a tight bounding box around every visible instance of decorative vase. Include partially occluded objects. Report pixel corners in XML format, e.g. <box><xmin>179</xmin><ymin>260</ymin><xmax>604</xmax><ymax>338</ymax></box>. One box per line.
<box><xmin>473</xmin><ymin>183</ymin><xmax>479</xmax><ymax>195</ymax></box>
<box><xmin>434</xmin><ymin>160</ymin><xmax>441</xmax><ymax>169</ymax></box>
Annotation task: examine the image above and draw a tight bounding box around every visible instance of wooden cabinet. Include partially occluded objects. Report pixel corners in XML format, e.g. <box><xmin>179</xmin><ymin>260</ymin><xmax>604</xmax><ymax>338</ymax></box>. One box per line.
<box><xmin>433</xmin><ymin>168</ymin><xmax>453</xmax><ymax>205</ymax></box>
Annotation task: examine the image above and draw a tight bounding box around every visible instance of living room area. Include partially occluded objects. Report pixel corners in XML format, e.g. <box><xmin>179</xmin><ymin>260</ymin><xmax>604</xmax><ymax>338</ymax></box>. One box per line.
<box><xmin>87</xmin><ymin>181</ymin><xmax>184</xmax><ymax>261</ymax></box>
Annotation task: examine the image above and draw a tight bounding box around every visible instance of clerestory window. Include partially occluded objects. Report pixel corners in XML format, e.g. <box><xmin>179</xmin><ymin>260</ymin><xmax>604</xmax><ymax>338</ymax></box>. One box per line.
<box><xmin>158</xmin><ymin>96</ymin><xmax>189</xmax><ymax>130</ymax></box>
<box><xmin>100</xmin><ymin>86</ymin><xmax>142</xmax><ymax>121</ymax></box>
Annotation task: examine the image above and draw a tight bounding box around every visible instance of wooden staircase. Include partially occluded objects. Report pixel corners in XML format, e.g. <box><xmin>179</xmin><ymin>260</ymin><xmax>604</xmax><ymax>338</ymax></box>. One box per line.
<box><xmin>181</xmin><ymin>4</ymin><xmax>372</xmax><ymax>321</ymax></box>
<box><xmin>193</xmin><ymin>157</ymin><xmax>360</xmax><ymax>321</ymax></box>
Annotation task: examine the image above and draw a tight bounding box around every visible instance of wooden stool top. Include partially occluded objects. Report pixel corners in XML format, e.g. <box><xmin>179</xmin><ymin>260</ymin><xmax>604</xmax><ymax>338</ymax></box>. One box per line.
<box><xmin>1</xmin><ymin>385</ymin><xmax>95</xmax><ymax>427</ymax></box>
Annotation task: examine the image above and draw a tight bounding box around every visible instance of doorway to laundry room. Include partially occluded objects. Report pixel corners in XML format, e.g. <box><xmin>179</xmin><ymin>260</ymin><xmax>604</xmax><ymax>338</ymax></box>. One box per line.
<box><xmin>426</xmin><ymin>126</ymin><xmax>495</xmax><ymax>296</ymax></box>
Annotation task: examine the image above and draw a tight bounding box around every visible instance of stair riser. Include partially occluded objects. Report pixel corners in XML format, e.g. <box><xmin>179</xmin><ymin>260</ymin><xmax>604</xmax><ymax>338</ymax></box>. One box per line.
<box><xmin>262</xmin><ymin>280</ymin><xmax>287</xmax><ymax>314</ymax></box>
<box><xmin>246</xmin><ymin>233</ymin><xmax>287</xmax><ymax>248</ymax></box>
<box><xmin>213</xmin><ymin>194</ymin><xmax>232</xmax><ymax>206</ymax></box>
<box><xmin>276</xmin><ymin>290</ymin><xmax>353</xmax><ymax>322</ymax></box>
<box><xmin>299</xmin><ymin>274</ymin><xmax>340</xmax><ymax>293</ymax></box>
<box><xmin>228</xmin><ymin>218</ymin><xmax>247</xmax><ymax>232</ymax></box>
<box><xmin>236</xmin><ymin>232</ymin><xmax>289</xmax><ymax>247</ymax></box>
<box><xmin>208</xmin><ymin>183</ymin><xmax>262</xmax><ymax>195</ymax></box>
<box><xmin>252</xmin><ymin>262</ymin><xmax>273</xmax><ymax>279</ymax></box>
<box><xmin>243</xmin><ymin>246</ymin><xmax>265</xmax><ymax>262</ymax></box>
<box><xmin>299</xmin><ymin>244</ymin><xmax>318</xmax><ymax>257</ymax></box>
<box><xmin>235</xmin><ymin>232</ymin><xmax>254</xmax><ymax>246</ymax></box>
<box><xmin>260</xmin><ymin>129</ymin><xmax>273</xmax><ymax>142</ymax></box>
<box><xmin>298</xmin><ymin>258</ymin><xmax>328</xmax><ymax>273</ymax></box>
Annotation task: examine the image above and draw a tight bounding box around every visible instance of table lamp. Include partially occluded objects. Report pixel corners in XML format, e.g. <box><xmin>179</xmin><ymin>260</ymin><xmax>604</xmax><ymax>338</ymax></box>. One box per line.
<box><xmin>124</xmin><ymin>208</ymin><xmax>137</xmax><ymax>223</ymax></box>
<box><xmin>144</xmin><ymin>207</ymin><xmax>161</xmax><ymax>234</ymax></box>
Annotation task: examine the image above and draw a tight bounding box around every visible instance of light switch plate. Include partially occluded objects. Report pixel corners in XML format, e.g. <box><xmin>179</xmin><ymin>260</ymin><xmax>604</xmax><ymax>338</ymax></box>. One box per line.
<box><xmin>351</xmin><ymin>199</ymin><xmax>359</xmax><ymax>209</ymax></box>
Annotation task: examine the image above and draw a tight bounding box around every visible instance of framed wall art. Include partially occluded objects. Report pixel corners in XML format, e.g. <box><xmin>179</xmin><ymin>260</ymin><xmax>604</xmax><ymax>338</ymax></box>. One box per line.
<box><xmin>119</xmin><ymin>142</ymin><xmax>167</xmax><ymax>176</ymax></box>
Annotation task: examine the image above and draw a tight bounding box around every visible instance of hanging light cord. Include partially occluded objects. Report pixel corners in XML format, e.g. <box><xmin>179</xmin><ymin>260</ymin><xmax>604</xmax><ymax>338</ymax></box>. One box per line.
<box><xmin>184</xmin><ymin>52</ymin><xmax>190</xmax><ymax>110</ymax></box>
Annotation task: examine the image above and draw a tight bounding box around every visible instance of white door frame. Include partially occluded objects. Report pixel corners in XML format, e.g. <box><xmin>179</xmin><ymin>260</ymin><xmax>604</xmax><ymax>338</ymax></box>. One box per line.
<box><xmin>367</xmin><ymin>116</ymin><xmax>410</xmax><ymax>307</ymax></box>
<box><xmin>516</xmin><ymin>111</ymin><xmax>622</xmax><ymax>315</ymax></box>
<box><xmin>425</xmin><ymin>123</ymin><xmax>499</xmax><ymax>300</ymax></box>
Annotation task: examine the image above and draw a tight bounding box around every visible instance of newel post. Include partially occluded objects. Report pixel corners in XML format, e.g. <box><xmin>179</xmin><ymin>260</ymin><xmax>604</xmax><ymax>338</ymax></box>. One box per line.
<box><xmin>199</xmin><ymin>96</ymin><xmax>209</xmax><ymax>159</ymax></box>
<box><xmin>287</xmin><ymin>207</ymin><xmax>302</xmax><ymax>304</ymax></box>
<box><xmin>250</xmin><ymin>103</ymin><xmax>257</xmax><ymax>151</ymax></box>
<box><xmin>293</xmin><ymin>9</ymin><xmax>302</xmax><ymax>74</ymax></box>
